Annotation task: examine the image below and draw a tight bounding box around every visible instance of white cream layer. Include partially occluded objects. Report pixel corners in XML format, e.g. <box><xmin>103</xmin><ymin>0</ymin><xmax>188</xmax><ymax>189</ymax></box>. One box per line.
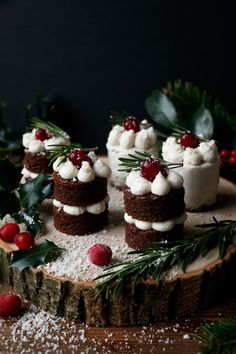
<box><xmin>124</xmin><ymin>212</ymin><xmax>187</xmax><ymax>232</ymax></box>
<box><xmin>53</xmin><ymin>195</ymin><xmax>110</xmax><ymax>216</ymax></box>
<box><xmin>20</xmin><ymin>166</ymin><xmax>39</xmax><ymax>184</ymax></box>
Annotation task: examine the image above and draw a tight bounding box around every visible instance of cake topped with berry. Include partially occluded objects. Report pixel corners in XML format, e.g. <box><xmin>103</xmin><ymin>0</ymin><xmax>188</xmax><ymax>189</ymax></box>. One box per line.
<box><xmin>52</xmin><ymin>148</ymin><xmax>111</xmax><ymax>235</ymax></box>
<box><xmin>106</xmin><ymin>113</ymin><xmax>158</xmax><ymax>188</ymax></box>
<box><xmin>162</xmin><ymin>129</ymin><xmax>220</xmax><ymax>211</ymax></box>
<box><xmin>122</xmin><ymin>153</ymin><xmax>186</xmax><ymax>249</ymax></box>
<box><xmin>21</xmin><ymin>118</ymin><xmax>70</xmax><ymax>182</ymax></box>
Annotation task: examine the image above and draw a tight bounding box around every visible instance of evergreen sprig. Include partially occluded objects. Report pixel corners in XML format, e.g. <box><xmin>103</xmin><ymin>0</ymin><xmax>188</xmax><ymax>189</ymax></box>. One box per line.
<box><xmin>192</xmin><ymin>317</ymin><xmax>236</xmax><ymax>354</ymax></box>
<box><xmin>47</xmin><ymin>144</ymin><xmax>98</xmax><ymax>165</ymax></box>
<box><xmin>118</xmin><ymin>150</ymin><xmax>182</xmax><ymax>172</ymax></box>
<box><xmin>110</xmin><ymin>111</ymin><xmax>129</xmax><ymax>126</ymax></box>
<box><xmin>29</xmin><ymin>117</ymin><xmax>69</xmax><ymax>139</ymax></box>
<box><xmin>171</xmin><ymin>123</ymin><xmax>207</xmax><ymax>142</ymax></box>
<box><xmin>95</xmin><ymin>218</ymin><xmax>236</xmax><ymax>299</ymax></box>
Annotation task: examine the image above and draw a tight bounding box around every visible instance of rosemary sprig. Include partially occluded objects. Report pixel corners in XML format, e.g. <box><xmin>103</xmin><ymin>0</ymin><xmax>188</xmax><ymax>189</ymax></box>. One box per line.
<box><xmin>192</xmin><ymin>317</ymin><xmax>236</xmax><ymax>354</ymax></box>
<box><xmin>171</xmin><ymin>123</ymin><xmax>207</xmax><ymax>142</ymax></box>
<box><xmin>110</xmin><ymin>111</ymin><xmax>129</xmax><ymax>126</ymax></box>
<box><xmin>118</xmin><ymin>150</ymin><xmax>182</xmax><ymax>172</ymax></box>
<box><xmin>95</xmin><ymin>218</ymin><xmax>236</xmax><ymax>299</ymax></box>
<box><xmin>29</xmin><ymin>117</ymin><xmax>69</xmax><ymax>139</ymax></box>
<box><xmin>47</xmin><ymin>144</ymin><xmax>98</xmax><ymax>165</ymax></box>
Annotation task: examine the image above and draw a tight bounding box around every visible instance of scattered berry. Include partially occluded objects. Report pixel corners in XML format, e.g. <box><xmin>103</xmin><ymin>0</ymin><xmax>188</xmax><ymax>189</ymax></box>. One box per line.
<box><xmin>0</xmin><ymin>293</ymin><xmax>22</xmax><ymax>317</ymax></box>
<box><xmin>123</xmin><ymin>116</ymin><xmax>140</xmax><ymax>133</ymax></box>
<box><xmin>0</xmin><ymin>223</ymin><xmax>20</xmax><ymax>243</ymax></box>
<box><xmin>140</xmin><ymin>157</ymin><xmax>166</xmax><ymax>182</ymax></box>
<box><xmin>229</xmin><ymin>156</ymin><xmax>236</xmax><ymax>165</ymax></box>
<box><xmin>230</xmin><ymin>149</ymin><xmax>236</xmax><ymax>158</ymax></box>
<box><xmin>14</xmin><ymin>232</ymin><xmax>35</xmax><ymax>250</ymax></box>
<box><xmin>180</xmin><ymin>132</ymin><xmax>199</xmax><ymax>149</ymax></box>
<box><xmin>35</xmin><ymin>128</ymin><xmax>50</xmax><ymax>141</ymax></box>
<box><xmin>220</xmin><ymin>149</ymin><xmax>230</xmax><ymax>159</ymax></box>
<box><xmin>88</xmin><ymin>243</ymin><xmax>112</xmax><ymax>266</ymax></box>
<box><xmin>68</xmin><ymin>149</ymin><xmax>93</xmax><ymax>169</ymax></box>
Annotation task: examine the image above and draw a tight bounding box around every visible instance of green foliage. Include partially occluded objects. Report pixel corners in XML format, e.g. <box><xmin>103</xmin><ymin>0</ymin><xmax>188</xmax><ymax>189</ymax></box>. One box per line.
<box><xmin>9</xmin><ymin>240</ymin><xmax>63</xmax><ymax>271</ymax></box>
<box><xmin>29</xmin><ymin>117</ymin><xmax>69</xmax><ymax>139</ymax></box>
<box><xmin>13</xmin><ymin>210</ymin><xmax>42</xmax><ymax>236</ymax></box>
<box><xmin>193</xmin><ymin>317</ymin><xmax>236</xmax><ymax>354</ymax></box>
<box><xmin>95</xmin><ymin>218</ymin><xmax>236</xmax><ymax>299</ymax></box>
<box><xmin>145</xmin><ymin>80</ymin><xmax>236</xmax><ymax>143</ymax></box>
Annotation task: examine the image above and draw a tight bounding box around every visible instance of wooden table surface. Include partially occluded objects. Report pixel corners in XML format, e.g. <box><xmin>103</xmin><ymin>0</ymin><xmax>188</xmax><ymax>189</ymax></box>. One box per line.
<box><xmin>1</xmin><ymin>283</ymin><xmax>236</xmax><ymax>354</ymax></box>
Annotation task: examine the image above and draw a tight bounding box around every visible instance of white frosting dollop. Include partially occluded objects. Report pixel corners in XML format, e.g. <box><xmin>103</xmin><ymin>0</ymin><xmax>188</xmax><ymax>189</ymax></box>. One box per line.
<box><xmin>44</xmin><ymin>137</ymin><xmax>70</xmax><ymax>151</ymax></box>
<box><xmin>130</xmin><ymin>176</ymin><xmax>151</xmax><ymax>195</ymax></box>
<box><xmin>93</xmin><ymin>159</ymin><xmax>111</xmax><ymax>178</ymax></box>
<box><xmin>87</xmin><ymin>200</ymin><xmax>106</xmax><ymax>214</ymax></box>
<box><xmin>167</xmin><ymin>170</ymin><xmax>183</xmax><ymax>189</ymax></box>
<box><xmin>151</xmin><ymin>172</ymin><xmax>171</xmax><ymax>196</ymax></box>
<box><xmin>28</xmin><ymin>140</ymin><xmax>45</xmax><ymax>153</ymax></box>
<box><xmin>87</xmin><ymin>151</ymin><xmax>98</xmax><ymax>163</ymax></box>
<box><xmin>63</xmin><ymin>205</ymin><xmax>86</xmax><ymax>216</ymax></box>
<box><xmin>107</xmin><ymin>125</ymin><xmax>123</xmax><ymax>146</ymax></box>
<box><xmin>53</xmin><ymin>156</ymin><xmax>65</xmax><ymax>172</ymax></box>
<box><xmin>53</xmin><ymin>199</ymin><xmax>63</xmax><ymax>208</ymax></box>
<box><xmin>183</xmin><ymin>148</ymin><xmax>202</xmax><ymax>166</ymax></box>
<box><xmin>77</xmin><ymin>161</ymin><xmax>95</xmax><ymax>183</ymax></box>
<box><xmin>152</xmin><ymin>220</ymin><xmax>175</xmax><ymax>232</ymax></box>
<box><xmin>120</xmin><ymin>130</ymin><xmax>135</xmax><ymax>149</ymax></box>
<box><xmin>162</xmin><ymin>137</ymin><xmax>184</xmax><ymax>163</ymax></box>
<box><xmin>134</xmin><ymin>129</ymin><xmax>150</xmax><ymax>149</ymax></box>
<box><xmin>126</xmin><ymin>170</ymin><xmax>140</xmax><ymax>187</ymax></box>
<box><xmin>22</xmin><ymin>132</ymin><xmax>33</xmax><ymax>148</ymax></box>
<box><xmin>59</xmin><ymin>160</ymin><xmax>78</xmax><ymax>179</ymax></box>
<box><xmin>197</xmin><ymin>140</ymin><xmax>218</xmax><ymax>162</ymax></box>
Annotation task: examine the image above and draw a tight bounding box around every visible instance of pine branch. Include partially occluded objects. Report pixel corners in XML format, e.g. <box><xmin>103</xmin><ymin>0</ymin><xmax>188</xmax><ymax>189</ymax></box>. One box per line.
<box><xmin>95</xmin><ymin>218</ymin><xmax>236</xmax><ymax>299</ymax></box>
<box><xmin>170</xmin><ymin>123</ymin><xmax>207</xmax><ymax>142</ymax></box>
<box><xmin>47</xmin><ymin>145</ymin><xmax>98</xmax><ymax>165</ymax></box>
<box><xmin>29</xmin><ymin>117</ymin><xmax>69</xmax><ymax>139</ymax></box>
<box><xmin>118</xmin><ymin>150</ymin><xmax>182</xmax><ymax>172</ymax></box>
<box><xmin>192</xmin><ymin>317</ymin><xmax>236</xmax><ymax>354</ymax></box>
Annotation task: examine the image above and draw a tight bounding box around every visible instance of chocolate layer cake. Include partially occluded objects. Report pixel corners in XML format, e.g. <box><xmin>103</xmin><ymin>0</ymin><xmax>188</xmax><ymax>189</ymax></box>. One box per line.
<box><xmin>24</xmin><ymin>151</ymin><xmax>52</xmax><ymax>174</ymax></box>
<box><xmin>52</xmin><ymin>149</ymin><xmax>111</xmax><ymax>235</ymax></box>
<box><xmin>124</xmin><ymin>157</ymin><xmax>186</xmax><ymax>249</ymax></box>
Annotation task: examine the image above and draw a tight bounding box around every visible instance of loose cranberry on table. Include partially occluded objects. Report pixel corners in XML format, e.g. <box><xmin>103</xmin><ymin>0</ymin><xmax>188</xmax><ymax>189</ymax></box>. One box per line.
<box><xmin>123</xmin><ymin>116</ymin><xmax>140</xmax><ymax>133</ymax></box>
<box><xmin>68</xmin><ymin>149</ymin><xmax>93</xmax><ymax>169</ymax></box>
<box><xmin>35</xmin><ymin>128</ymin><xmax>51</xmax><ymax>141</ymax></box>
<box><xmin>14</xmin><ymin>232</ymin><xmax>35</xmax><ymax>250</ymax></box>
<box><xmin>88</xmin><ymin>243</ymin><xmax>112</xmax><ymax>266</ymax></box>
<box><xmin>180</xmin><ymin>132</ymin><xmax>200</xmax><ymax>149</ymax></box>
<box><xmin>220</xmin><ymin>149</ymin><xmax>231</xmax><ymax>159</ymax></box>
<box><xmin>0</xmin><ymin>223</ymin><xmax>20</xmax><ymax>243</ymax></box>
<box><xmin>0</xmin><ymin>293</ymin><xmax>22</xmax><ymax>317</ymax></box>
<box><xmin>229</xmin><ymin>156</ymin><xmax>236</xmax><ymax>165</ymax></box>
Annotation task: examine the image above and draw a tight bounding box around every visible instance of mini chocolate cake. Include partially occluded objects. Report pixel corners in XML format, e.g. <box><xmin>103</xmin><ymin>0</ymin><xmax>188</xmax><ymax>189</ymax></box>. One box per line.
<box><xmin>21</xmin><ymin>120</ymin><xmax>70</xmax><ymax>182</ymax></box>
<box><xmin>52</xmin><ymin>149</ymin><xmax>111</xmax><ymax>235</ymax></box>
<box><xmin>124</xmin><ymin>156</ymin><xmax>186</xmax><ymax>249</ymax></box>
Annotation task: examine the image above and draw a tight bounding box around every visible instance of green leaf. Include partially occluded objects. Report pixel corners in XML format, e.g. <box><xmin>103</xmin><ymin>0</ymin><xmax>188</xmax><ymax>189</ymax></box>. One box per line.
<box><xmin>13</xmin><ymin>209</ymin><xmax>42</xmax><ymax>236</ymax></box>
<box><xmin>9</xmin><ymin>239</ymin><xmax>63</xmax><ymax>271</ymax></box>
<box><xmin>19</xmin><ymin>174</ymin><xmax>53</xmax><ymax>210</ymax></box>
<box><xmin>0</xmin><ymin>156</ymin><xmax>21</xmax><ymax>191</ymax></box>
<box><xmin>192</xmin><ymin>105</ymin><xmax>214</xmax><ymax>139</ymax></box>
<box><xmin>0</xmin><ymin>191</ymin><xmax>20</xmax><ymax>218</ymax></box>
<box><xmin>145</xmin><ymin>90</ymin><xmax>177</xmax><ymax>128</ymax></box>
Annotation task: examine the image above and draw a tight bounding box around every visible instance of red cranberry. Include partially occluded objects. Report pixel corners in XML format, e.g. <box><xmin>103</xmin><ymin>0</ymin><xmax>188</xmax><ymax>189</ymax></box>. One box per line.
<box><xmin>140</xmin><ymin>157</ymin><xmax>163</xmax><ymax>182</ymax></box>
<box><xmin>0</xmin><ymin>293</ymin><xmax>22</xmax><ymax>317</ymax></box>
<box><xmin>0</xmin><ymin>223</ymin><xmax>20</xmax><ymax>243</ymax></box>
<box><xmin>35</xmin><ymin>128</ymin><xmax>50</xmax><ymax>141</ymax></box>
<box><xmin>180</xmin><ymin>132</ymin><xmax>200</xmax><ymax>148</ymax></box>
<box><xmin>230</xmin><ymin>149</ymin><xmax>236</xmax><ymax>158</ymax></box>
<box><xmin>88</xmin><ymin>243</ymin><xmax>112</xmax><ymax>266</ymax></box>
<box><xmin>14</xmin><ymin>232</ymin><xmax>35</xmax><ymax>250</ymax></box>
<box><xmin>123</xmin><ymin>116</ymin><xmax>140</xmax><ymax>133</ymax></box>
<box><xmin>220</xmin><ymin>149</ymin><xmax>231</xmax><ymax>159</ymax></box>
<box><xmin>68</xmin><ymin>149</ymin><xmax>93</xmax><ymax>169</ymax></box>
<box><xmin>229</xmin><ymin>156</ymin><xmax>236</xmax><ymax>165</ymax></box>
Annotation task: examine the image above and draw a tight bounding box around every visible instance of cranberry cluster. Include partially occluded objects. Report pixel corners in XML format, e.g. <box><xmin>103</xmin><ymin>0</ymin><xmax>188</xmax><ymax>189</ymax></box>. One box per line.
<box><xmin>35</xmin><ymin>128</ymin><xmax>52</xmax><ymax>141</ymax></box>
<box><xmin>0</xmin><ymin>223</ymin><xmax>34</xmax><ymax>250</ymax></box>
<box><xmin>123</xmin><ymin>116</ymin><xmax>140</xmax><ymax>133</ymax></box>
<box><xmin>68</xmin><ymin>149</ymin><xmax>93</xmax><ymax>170</ymax></box>
<box><xmin>220</xmin><ymin>149</ymin><xmax>236</xmax><ymax>166</ymax></box>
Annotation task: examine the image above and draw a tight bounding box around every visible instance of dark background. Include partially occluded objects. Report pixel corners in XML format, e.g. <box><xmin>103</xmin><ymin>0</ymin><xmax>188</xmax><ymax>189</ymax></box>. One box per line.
<box><xmin>0</xmin><ymin>1</ymin><xmax>236</xmax><ymax>152</ymax></box>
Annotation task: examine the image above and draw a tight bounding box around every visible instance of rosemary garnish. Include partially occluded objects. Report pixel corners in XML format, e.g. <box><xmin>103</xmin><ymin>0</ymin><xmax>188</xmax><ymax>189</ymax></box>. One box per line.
<box><xmin>29</xmin><ymin>117</ymin><xmax>69</xmax><ymax>139</ymax></box>
<box><xmin>47</xmin><ymin>144</ymin><xmax>98</xmax><ymax>165</ymax></box>
<box><xmin>171</xmin><ymin>123</ymin><xmax>207</xmax><ymax>142</ymax></box>
<box><xmin>95</xmin><ymin>218</ymin><xmax>236</xmax><ymax>299</ymax></box>
<box><xmin>118</xmin><ymin>150</ymin><xmax>182</xmax><ymax>172</ymax></box>
<box><xmin>192</xmin><ymin>317</ymin><xmax>236</xmax><ymax>354</ymax></box>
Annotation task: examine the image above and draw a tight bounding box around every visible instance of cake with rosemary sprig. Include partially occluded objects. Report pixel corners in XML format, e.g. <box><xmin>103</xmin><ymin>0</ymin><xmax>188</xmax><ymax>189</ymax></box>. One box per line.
<box><xmin>106</xmin><ymin>112</ymin><xmax>158</xmax><ymax>188</ymax></box>
<box><xmin>51</xmin><ymin>146</ymin><xmax>111</xmax><ymax>235</ymax></box>
<box><xmin>162</xmin><ymin>126</ymin><xmax>220</xmax><ymax>211</ymax></box>
<box><xmin>21</xmin><ymin>118</ymin><xmax>71</xmax><ymax>182</ymax></box>
<box><xmin>121</xmin><ymin>151</ymin><xmax>186</xmax><ymax>249</ymax></box>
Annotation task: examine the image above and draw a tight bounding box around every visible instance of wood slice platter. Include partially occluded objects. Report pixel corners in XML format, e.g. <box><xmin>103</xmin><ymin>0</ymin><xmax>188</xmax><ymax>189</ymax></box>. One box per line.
<box><xmin>1</xmin><ymin>178</ymin><xmax>236</xmax><ymax>326</ymax></box>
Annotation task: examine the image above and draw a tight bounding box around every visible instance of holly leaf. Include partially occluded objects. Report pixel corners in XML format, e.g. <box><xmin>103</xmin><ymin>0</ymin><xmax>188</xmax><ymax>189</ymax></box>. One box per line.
<box><xmin>192</xmin><ymin>105</ymin><xmax>214</xmax><ymax>139</ymax></box>
<box><xmin>0</xmin><ymin>191</ymin><xmax>20</xmax><ymax>218</ymax></box>
<box><xmin>0</xmin><ymin>156</ymin><xmax>21</xmax><ymax>191</ymax></box>
<box><xmin>19</xmin><ymin>174</ymin><xmax>53</xmax><ymax>209</ymax></box>
<box><xmin>13</xmin><ymin>209</ymin><xmax>42</xmax><ymax>236</ymax></box>
<box><xmin>9</xmin><ymin>240</ymin><xmax>63</xmax><ymax>271</ymax></box>
<box><xmin>145</xmin><ymin>90</ymin><xmax>177</xmax><ymax>128</ymax></box>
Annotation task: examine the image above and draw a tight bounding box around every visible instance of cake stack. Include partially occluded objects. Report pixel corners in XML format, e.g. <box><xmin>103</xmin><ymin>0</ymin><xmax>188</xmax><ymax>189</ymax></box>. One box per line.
<box><xmin>21</xmin><ymin>120</ymin><xmax>70</xmax><ymax>182</ymax></box>
<box><xmin>52</xmin><ymin>149</ymin><xmax>111</xmax><ymax>235</ymax></box>
<box><xmin>124</xmin><ymin>156</ymin><xmax>186</xmax><ymax>249</ymax></box>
